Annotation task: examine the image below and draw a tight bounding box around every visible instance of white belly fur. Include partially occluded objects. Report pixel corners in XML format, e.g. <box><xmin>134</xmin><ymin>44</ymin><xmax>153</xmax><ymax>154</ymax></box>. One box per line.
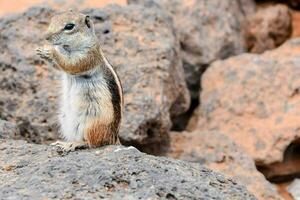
<box><xmin>59</xmin><ymin>68</ymin><xmax>114</xmax><ymax>142</ymax></box>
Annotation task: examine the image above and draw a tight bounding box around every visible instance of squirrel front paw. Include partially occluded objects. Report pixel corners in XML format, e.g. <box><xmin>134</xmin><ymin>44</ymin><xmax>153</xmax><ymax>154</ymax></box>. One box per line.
<box><xmin>36</xmin><ymin>46</ymin><xmax>53</xmax><ymax>61</ymax></box>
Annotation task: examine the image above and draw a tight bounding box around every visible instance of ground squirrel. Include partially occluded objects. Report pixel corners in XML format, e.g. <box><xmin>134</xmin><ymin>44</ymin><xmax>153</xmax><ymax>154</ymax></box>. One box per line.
<box><xmin>37</xmin><ymin>10</ymin><xmax>123</xmax><ymax>152</ymax></box>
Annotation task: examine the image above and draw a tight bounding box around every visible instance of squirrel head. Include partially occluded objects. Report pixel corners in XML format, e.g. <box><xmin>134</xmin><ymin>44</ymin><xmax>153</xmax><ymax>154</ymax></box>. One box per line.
<box><xmin>44</xmin><ymin>10</ymin><xmax>102</xmax><ymax>74</ymax></box>
<box><xmin>46</xmin><ymin>10</ymin><xmax>97</xmax><ymax>53</ymax></box>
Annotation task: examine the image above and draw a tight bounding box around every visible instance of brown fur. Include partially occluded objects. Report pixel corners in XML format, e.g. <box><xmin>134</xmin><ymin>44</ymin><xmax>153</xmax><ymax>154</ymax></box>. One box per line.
<box><xmin>52</xmin><ymin>44</ymin><xmax>104</xmax><ymax>74</ymax></box>
<box><xmin>84</xmin><ymin>120</ymin><xmax>119</xmax><ymax>148</ymax></box>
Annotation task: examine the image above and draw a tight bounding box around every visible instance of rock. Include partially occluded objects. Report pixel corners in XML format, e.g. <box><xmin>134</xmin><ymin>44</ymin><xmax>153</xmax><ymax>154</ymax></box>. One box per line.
<box><xmin>128</xmin><ymin>0</ymin><xmax>254</xmax><ymax>98</ymax></box>
<box><xmin>0</xmin><ymin>7</ymin><xmax>60</xmax><ymax>144</ymax></box>
<box><xmin>245</xmin><ymin>4</ymin><xmax>292</xmax><ymax>54</ymax></box>
<box><xmin>239</xmin><ymin>0</ymin><xmax>257</xmax><ymax>16</ymax></box>
<box><xmin>197</xmin><ymin>38</ymin><xmax>300</xmax><ymax>166</ymax></box>
<box><xmin>257</xmin><ymin>139</ymin><xmax>300</xmax><ymax>182</ymax></box>
<box><xmin>0</xmin><ymin>5</ymin><xmax>190</xmax><ymax>152</ymax></box>
<box><xmin>288</xmin><ymin>179</ymin><xmax>300</xmax><ymax>200</ymax></box>
<box><xmin>0</xmin><ymin>120</ymin><xmax>20</xmax><ymax>139</ymax></box>
<box><xmin>167</xmin><ymin>131</ymin><xmax>282</xmax><ymax>200</ymax></box>
<box><xmin>84</xmin><ymin>5</ymin><xmax>190</xmax><ymax>152</ymax></box>
<box><xmin>0</xmin><ymin>139</ymin><xmax>256</xmax><ymax>200</ymax></box>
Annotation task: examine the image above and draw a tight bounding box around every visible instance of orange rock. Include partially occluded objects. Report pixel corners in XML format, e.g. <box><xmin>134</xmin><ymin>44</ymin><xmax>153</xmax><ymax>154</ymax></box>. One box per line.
<box><xmin>245</xmin><ymin>4</ymin><xmax>292</xmax><ymax>54</ymax></box>
<box><xmin>167</xmin><ymin>131</ymin><xmax>282</xmax><ymax>200</ymax></box>
<box><xmin>197</xmin><ymin>39</ymin><xmax>300</xmax><ymax>167</ymax></box>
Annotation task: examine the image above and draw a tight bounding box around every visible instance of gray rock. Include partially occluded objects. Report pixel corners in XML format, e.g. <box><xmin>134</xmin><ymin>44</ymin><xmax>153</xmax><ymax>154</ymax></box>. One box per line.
<box><xmin>0</xmin><ymin>139</ymin><xmax>256</xmax><ymax>200</ymax></box>
<box><xmin>0</xmin><ymin>120</ymin><xmax>20</xmax><ymax>139</ymax></box>
<box><xmin>238</xmin><ymin>0</ymin><xmax>256</xmax><ymax>17</ymax></box>
<box><xmin>84</xmin><ymin>5</ymin><xmax>190</xmax><ymax>152</ymax></box>
<box><xmin>0</xmin><ymin>7</ymin><xmax>60</xmax><ymax>144</ymax></box>
<box><xmin>128</xmin><ymin>0</ymin><xmax>255</xmax><ymax>98</ymax></box>
<box><xmin>0</xmin><ymin>5</ymin><xmax>190</xmax><ymax>152</ymax></box>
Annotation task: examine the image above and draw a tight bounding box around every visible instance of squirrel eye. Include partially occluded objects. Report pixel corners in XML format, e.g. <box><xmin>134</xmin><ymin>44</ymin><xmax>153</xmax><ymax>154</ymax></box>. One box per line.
<box><xmin>64</xmin><ymin>23</ymin><xmax>75</xmax><ymax>31</ymax></box>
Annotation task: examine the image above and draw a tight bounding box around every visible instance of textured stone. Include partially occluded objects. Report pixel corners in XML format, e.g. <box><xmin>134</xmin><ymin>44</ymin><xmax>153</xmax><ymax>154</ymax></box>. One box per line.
<box><xmin>0</xmin><ymin>139</ymin><xmax>256</xmax><ymax>200</ymax></box>
<box><xmin>245</xmin><ymin>4</ymin><xmax>292</xmax><ymax>53</ymax></box>
<box><xmin>84</xmin><ymin>5</ymin><xmax>190</xmax><ymax>152</ymax></box>
<box><xmin>0</xmin><ymin>5</ymin><xmax>190</xmax><ymax>152</ymax></box>
<box><xmin>197</xmin><ymin>38</ymin><xmax>300</xmax><ymax>165</ymax></box>
<box><xmin>128</xmin><ymin>0</ymin><xmax>254</xmax><ymax>98</ymax></box>
<box><xmin>167</xmin><ymin>131</ymin><xmax>282</xmax><ymax>200</ymax></box>
<box><xmin>257</xmin><ymin>139</ymin><xmax>300</xmax><ymax>182</ymax></box>
<box><xmin>0</xmin><ymin>120</ymin><xmax>19</xmax><ymax>139</ymax></box>
<box><xmin>0</xmin><ymin>7</ymin><xmax>59</xmax><ymax>144</ymax></box>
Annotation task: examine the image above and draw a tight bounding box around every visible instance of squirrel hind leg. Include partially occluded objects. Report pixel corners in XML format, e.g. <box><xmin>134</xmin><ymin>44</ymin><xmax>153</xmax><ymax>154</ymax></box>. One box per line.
<box><xmin>84</xmin><ymin>120</ymin><xmax>118</xmax><ymax>148</ymax></box>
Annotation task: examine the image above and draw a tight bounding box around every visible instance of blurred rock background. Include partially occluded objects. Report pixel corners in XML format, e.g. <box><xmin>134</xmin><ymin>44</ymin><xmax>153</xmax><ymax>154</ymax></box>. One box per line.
<box><xmin>1</xmin><ymin>0</ymin><xmax>300</xmax><ymax>199</ymax></box>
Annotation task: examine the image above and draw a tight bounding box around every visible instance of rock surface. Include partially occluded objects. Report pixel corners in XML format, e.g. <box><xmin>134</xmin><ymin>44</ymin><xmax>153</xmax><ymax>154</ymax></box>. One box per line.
<box><xmin>0</xmin><ymin>120</ymin><xmax>19</xmax><ymax>139</ymax></box>
<box><xmin>128</xmin><ymin>0</ymin><xmax>254</xmax><ymax>98</ymax></box>
<box><xmin>245</xmin><ymin>4</ymin><xmax>292</xmax><ymax>54</ymax></box>
<box><xmin>0</xmin><ymin>139</ymin><xmax>256</xmax><ymax>200</ymax></box>
<box><xmin>167</xmin><ymin>131</ymin><xmax>282</xmax><ymax>200</ymax></box>
<box><xmin>197</xmin><ymin>38</ymin><xmax>300</xmax><ymax>166</ymax></box>
<box><xmin>0</xmin><ymin>5</ymin><xmax>190</xmax><ymax>152</ymax></box>
<box><xmin>0</xmin><ymin>7</ymin><xmax>59</xmax><ymax>144</ymax></box>
<box><xmin>239</xmin><ymin>0</ymin><xmax>257</xmax><ymax>16</ymax></box>
<box><xmin>257</xmin><ymin>138</ymin><xmax>300</xmax><ymax>182</ymax></box>
<box><xmin>85</xmin><ymin>5</ymin><xmax>190</xmax><ymax>152</ymax></box>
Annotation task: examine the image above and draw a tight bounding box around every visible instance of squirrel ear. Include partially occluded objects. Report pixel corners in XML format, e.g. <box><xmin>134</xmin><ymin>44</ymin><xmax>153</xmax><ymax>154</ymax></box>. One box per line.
<box><xmin>85</xmin><ymin>15</ymin><xmax>91</xmax><ymax>28</ymax></box>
